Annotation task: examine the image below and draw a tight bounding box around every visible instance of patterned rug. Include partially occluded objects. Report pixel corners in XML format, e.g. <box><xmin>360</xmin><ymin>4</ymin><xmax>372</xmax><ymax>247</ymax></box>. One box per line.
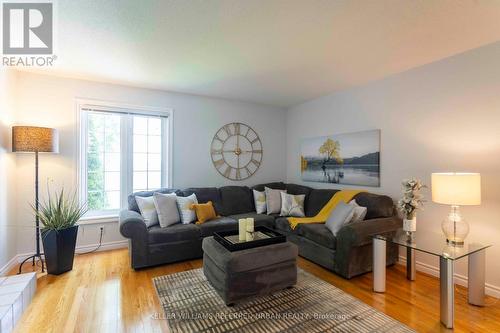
<box><xmin>153</xmin><ymin>268</ymin><xmax>415</xmax><ymax>333</ymax></box>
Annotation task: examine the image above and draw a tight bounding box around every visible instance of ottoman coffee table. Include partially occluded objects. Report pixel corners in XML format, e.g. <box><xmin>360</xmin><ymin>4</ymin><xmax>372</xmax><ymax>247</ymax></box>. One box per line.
<box><xmin>202</xmin><ymin>235</ymin><xmax>298</xmax><ymax>305</ymax></box>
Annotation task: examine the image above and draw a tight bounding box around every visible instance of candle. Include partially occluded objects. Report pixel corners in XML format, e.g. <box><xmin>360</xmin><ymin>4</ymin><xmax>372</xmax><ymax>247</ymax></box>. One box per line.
<box><xmin>246</xmin><ymin>218</ymin><xmax>254</xmax><ymax>232</ymax></box>
<box><xmin>246</xmin><ymin>218</ymin><xmax>255</xmax><ymax>241</ymax></box>
<box><xmin>238</xmin><ymin>219</ymin><xmax>247</xmax><ymax>241</ymax></box>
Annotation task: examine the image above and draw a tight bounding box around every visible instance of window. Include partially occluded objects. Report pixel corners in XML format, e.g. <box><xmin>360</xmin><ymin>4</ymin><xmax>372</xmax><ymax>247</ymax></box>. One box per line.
<box><xmin>78</xmin><ymin>101</ymin><xmax>172</xmax><ymax>217</ymax></box>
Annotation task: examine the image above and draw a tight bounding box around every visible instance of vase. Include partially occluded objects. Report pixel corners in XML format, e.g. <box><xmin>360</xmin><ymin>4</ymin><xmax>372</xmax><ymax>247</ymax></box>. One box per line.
<box><xmin>42</xmin><ymin>225</ymin><xmax>79</xmax><ymax>275</ymax></box>
<box><xmin>403</xmin><ymin>216</ymin><xmax>417</xmax><ymax>233</ymax></box>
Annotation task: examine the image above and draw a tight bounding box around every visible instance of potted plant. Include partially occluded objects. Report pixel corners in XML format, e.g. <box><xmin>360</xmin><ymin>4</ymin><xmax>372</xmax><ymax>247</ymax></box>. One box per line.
<box><xmin>397</xmin><ymin>178</ymin><xmax>425</xmax><ymax>235</ymax></box>
<box><xmin>34</xmin><ymin>188</ymin><xmax>87</xmax><ymax>275</ymax></box>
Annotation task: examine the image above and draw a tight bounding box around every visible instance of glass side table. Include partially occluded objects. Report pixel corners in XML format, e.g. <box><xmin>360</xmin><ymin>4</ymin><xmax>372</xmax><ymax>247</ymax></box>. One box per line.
<box><xmin>373</xmin><ymin>228</ymin><xmax>491</xmax><ymax>329</ymax></box>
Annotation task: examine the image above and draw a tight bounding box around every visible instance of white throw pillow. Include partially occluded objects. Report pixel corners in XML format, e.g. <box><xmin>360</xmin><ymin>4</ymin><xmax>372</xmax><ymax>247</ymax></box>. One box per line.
<box><xmin>253</xmin><ymin>190</ymin><xmax>267</xmax><ymax>214</ymax></box>
<box><xmin>176</xmin><ymin>194</ymin><xmax>198</xmax><ymax>224</ymax></box>
<box><xmin>280</xmin><ymin>192</ymin><xmax>305</xmax><ymax>217</ymax></box>
<box><xmin>265</xmin><ymin>187</ymin><xmax>287</xmax><ymax>215</ymax></box>
<box><xmin>325</xmin><ymin>201</ymin><xmax>355</xmax><ymax>236</ymax></box>
<box><xmin>348</xmin><ymin>199</ymin><xmax>368</xmax><ymax>223</ymax></box>
<box><xmin>153</xmin><ymin>193</ymin><xmax>181</xmax><ymax>228</ymax></box>
<box><xmin>135</xmin><ymin>196</ymin><xmax>159</xmax><ymax>227</ymax></box>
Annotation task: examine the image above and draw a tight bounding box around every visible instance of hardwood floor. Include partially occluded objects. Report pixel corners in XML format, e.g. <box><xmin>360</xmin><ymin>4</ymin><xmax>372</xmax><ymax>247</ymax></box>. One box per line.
<box><xmin>8</xmin><ymin>248</ymin><xmax>500</xmax><ymax>333</ymax></box>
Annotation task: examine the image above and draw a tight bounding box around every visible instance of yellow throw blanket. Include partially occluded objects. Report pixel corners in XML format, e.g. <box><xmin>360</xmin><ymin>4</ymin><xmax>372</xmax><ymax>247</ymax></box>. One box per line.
<box><xmin>287</xmin><ymin>189</ymin><xmax>364</xmax><ymax>230</ymax></box>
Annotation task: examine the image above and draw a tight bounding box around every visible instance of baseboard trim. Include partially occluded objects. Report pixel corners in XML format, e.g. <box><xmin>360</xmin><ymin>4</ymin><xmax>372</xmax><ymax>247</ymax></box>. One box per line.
<box><xmin>398</xmin><ymin>255</ymin><xmax>500</xmax><ymax>299</ymax></box>
<box><xmin>0</xmin><ymin>255</ymin><xmax>20</xmax><ymax>276</ymax></box>
<box><xmin>74</xmin><ymin>240</ymin><xmax>128</xmax><ymax>254</ymax></box>
<box><xmin>9</xmin><ymin>240</ymin><xmax>129</xmax><ymax>273</ymax></box>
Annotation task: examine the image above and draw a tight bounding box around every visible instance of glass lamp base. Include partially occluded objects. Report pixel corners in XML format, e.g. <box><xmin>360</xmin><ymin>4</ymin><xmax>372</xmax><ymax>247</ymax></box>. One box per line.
<box><xmin>441</xmin><ymin>205</ymin><xmax>469</xmax><ymax>246</ymax></box>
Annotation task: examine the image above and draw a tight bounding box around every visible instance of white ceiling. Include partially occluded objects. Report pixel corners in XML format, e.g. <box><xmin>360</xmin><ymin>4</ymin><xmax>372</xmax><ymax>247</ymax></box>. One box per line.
<box><xmin>24</xmin><ymin>0</ymin><xmax>500</xmax><ymax>107</ymax></box>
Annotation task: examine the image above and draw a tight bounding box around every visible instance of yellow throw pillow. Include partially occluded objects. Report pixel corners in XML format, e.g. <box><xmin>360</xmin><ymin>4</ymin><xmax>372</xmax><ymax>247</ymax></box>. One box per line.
<box><xmin>191</xmin><ymin>201</ymin><xmax>217</xmax><ymax>224</ymax></box>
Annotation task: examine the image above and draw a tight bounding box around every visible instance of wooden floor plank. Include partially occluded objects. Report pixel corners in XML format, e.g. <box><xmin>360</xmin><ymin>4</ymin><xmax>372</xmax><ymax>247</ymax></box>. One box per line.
<box><xmin>8</xmin><ymin>248</ymin><xmax>500</xmax><ymax>333</ymax></box>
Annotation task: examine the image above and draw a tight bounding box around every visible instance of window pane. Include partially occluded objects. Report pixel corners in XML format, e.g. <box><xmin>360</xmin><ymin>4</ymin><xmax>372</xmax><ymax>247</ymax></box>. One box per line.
<box><xmin>133</xmin><ymin>171</ymin><xmax>148</xmax><ymax>190</ymax></box>
<box><xmin>133</xmin><ymin>117</ymin><xmax>148</xmax><ymax>135</ymax></box>
<box><xmin>148</xmin><ymin>118</ymin><xmax>162</xmax><ymax>135</ymax></box>
<box><xmin>105</xmin><ymin>191</ymin><xmax>120</xmax><ymax>209</ymax></box>
<box><xmin>87</xmin><ymin>153</ymin><xmax>104</xmax><ymax>175</ymax></box>
<box><xmin>105</xmin><ymin>171</ymin><xmax>120</xmax><ymax>191</ymax></box>
<box><xmin>148</xmin><ymin>135</ymin><xmax>161</xmax><ymax>153</ymax></box>
<box><xmin>148</xmin><ymin>153</ymin><xmax>161</xmax><ymax>171</ymax></box>
<box><xmin>87</xmin><ymin>171</ymin><xmax>104</xmax><ymax>192</ymax></box>
<box><xmin>148</xmin><ymin>171</ymin><xmax>161</xmax><ymax>189</ymax></box>
<box><xmin>83</xmin><ymin>110</ymin><xmax>166</xmax><ymax>216</ymax></box>
<box><xmin>88</xmin><ymin>191</ymin><xmax>105</xmax><ymax>210</ymax></box>
<box><xmin>86</xmin><ymin>112</ymin><xmax>121</xmax><ymax>213</ymax></box>
<box><xmin>105</xmin><ymin>153</ymin><xmax>120</xmax><ymax>172</ymax></box>
<box><xmin>131</xmin><ymin>115</ymin><xmax>165</xmax><ymax>192</ymax></box>
<box><xmin>133</xmin><ymin>153</ymin><xmax>147</xmax><ymax>171</ymax></box>
<box><xmin>133</xmin><ymin>135</ymin><xmax>147</xmax><ymax>153</ymax></box>
<box><xmin>105</xmin><ymin>128</ymin><xmax>121</xmax><ymax>153</ymax></box>
<box><xmin>87</xmin><ymin>115</ymin><xmax>104</xmax><ymax>153</ymax></box>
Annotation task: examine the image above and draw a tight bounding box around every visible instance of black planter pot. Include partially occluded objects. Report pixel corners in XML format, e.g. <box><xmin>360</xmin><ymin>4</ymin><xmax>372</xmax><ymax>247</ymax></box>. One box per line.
<box><xmin>42</xmin><ymin>225</ymin><xmax>79</xmax><ymax>275</ymax></box>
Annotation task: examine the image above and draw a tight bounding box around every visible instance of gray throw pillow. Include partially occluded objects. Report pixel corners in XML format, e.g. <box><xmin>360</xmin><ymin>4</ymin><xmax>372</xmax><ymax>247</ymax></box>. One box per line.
<box><xmin>280</xmin><ymin>192</ymin><xmax>305</xmax><ymax>217</ymax></box>
<box><xmin>153</xmin><ymin>193</ymin><xmax>180</xmax><ymax>228</ymax></box>
<box><xmin>135</xmin><ymin>196</ymin><xmax>159</xmax><ymax>227</ymax></box>
<box><xmin>325</xmin><ymin>201</ymin><xmax>355</xmax><ymax>236</ymax></box>
<box><xmin>265</xmin><ymin>187</ymin><xmax>286</xmax><ymax>215</ymax></box>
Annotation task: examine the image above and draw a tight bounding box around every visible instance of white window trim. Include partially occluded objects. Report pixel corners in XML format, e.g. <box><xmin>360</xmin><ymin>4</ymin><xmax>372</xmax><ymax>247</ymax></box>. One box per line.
<box><xmin>75</xmin><ymin>98</ymin><xmax>174</xmax><ymax>223</ymax></box>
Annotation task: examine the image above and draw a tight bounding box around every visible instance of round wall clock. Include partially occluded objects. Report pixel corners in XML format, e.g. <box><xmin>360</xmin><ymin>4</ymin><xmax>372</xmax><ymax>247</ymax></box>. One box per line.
<box><xmin>210</xmin><ymin>122</ymin><xmax>263</xmax><ymax>181</ymax></box>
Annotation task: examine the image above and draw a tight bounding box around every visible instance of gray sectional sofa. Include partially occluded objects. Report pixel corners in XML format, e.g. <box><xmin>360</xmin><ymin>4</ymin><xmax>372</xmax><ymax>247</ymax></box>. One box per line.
<box><xmin>119</xmin><ymin>182</ymin><xmax>401</xmax><ymax>279</ymax></box>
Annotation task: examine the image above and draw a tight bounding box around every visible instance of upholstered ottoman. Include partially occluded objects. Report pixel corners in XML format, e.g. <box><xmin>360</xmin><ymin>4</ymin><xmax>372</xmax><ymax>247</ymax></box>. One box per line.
<box><xmin>202</xmin><ymin>236</ymin><xmax>298</xmax><ymax>305</ymax></box>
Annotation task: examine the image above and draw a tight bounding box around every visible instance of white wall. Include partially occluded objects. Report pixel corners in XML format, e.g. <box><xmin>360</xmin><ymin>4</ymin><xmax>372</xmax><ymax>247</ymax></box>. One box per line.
<box><xmin>0</xmin><ymin>69</ymin><xmax>18</xmax><ymax>274</ymax></box>
<box><xmin>14</xmin><ymin>71</ymin><xmax>286</xmax><ymax>254</ymax></box>
<box><xmin>286</xmin><ymin>41</ymin><xmax>500</xmax><ymax>294</ymax></box>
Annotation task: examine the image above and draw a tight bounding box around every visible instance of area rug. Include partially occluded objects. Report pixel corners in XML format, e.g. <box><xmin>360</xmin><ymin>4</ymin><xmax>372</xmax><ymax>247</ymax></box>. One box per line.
<box><xmin>153</xmin><ymin>268</ymin><xmax>415</xmax><ymax>333</ymax></box>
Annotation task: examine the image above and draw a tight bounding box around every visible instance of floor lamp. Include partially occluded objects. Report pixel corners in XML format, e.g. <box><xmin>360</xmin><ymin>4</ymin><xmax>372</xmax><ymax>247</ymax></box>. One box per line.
<box><xmin>12</xmin><ymin>126</ymin><xmax>59</xmax><ymax>274</ymax></box>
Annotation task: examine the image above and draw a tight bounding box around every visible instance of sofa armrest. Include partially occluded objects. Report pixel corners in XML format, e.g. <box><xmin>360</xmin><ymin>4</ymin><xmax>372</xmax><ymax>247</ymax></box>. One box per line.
<box><xmin>336</xmin><ymin>216</ymin><xmax>402</xmax><ymax>248</ymax></box>
<box><xmin>119</xmin><ymin>210</ymin><xmax>149</xmax><ymax>269</ymax></box>
<box><xmin>119</xmin><ymin>210</ymin><xmax>148</xmax><ymax>239</ymax></box>
<box><xmin>333</xmin><ymin>216</ymin><xmax>402</xmax><ymax>278</ymax></box>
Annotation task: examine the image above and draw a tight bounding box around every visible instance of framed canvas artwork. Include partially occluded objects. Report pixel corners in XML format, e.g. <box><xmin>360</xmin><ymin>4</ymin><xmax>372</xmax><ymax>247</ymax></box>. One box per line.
<box><xmin>300</xmin><ymin>129</ymin><xmax>380</xmax><ymax>187</ymax></box>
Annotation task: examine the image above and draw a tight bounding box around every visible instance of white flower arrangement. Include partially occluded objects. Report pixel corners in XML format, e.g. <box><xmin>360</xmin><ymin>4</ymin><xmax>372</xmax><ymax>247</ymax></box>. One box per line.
<box><xmin>397</xmin><ymin>178</ymin><xmax>426</xmax><ymax>220</ymax></box>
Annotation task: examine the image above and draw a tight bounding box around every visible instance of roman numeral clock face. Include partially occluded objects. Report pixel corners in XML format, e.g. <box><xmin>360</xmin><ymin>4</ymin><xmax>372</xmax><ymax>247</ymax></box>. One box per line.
<box><xmin>210</xmin><ymin>123</ymin><xmax>263</xmax><ymax>181</ymax></box>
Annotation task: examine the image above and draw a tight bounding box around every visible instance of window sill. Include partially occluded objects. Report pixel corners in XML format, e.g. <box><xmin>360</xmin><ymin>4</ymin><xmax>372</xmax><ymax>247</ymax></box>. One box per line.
<box><xmin>79</xmin><ymin>215</ymin><xmax>119</xmax><ymax>225</ymax></box>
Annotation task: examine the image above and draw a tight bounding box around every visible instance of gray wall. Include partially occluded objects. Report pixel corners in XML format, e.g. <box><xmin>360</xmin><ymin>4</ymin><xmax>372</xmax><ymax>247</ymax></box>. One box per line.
<box><xmin>0</xmin><ymin>69</ymin><xmax>18</xmax><ymax>274</ymax></box>
<box><xmin>13</xmin><ymin>71</ymin><xmax>286</xmax><ymax>255</ymax></box>
<box><xmin>286</xmin><ymin>41</ymin><xmax>500</xmax><ymax>294</ymax></box>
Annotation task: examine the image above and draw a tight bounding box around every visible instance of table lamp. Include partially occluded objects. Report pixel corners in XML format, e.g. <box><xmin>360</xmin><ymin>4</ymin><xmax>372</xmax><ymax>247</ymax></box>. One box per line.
<box><xmin>431</xmin><ymin>172</ymin><xmax>481</xmax><ymax>245</ymax></box>
<box><xmin>12</xmin><ymin>126</ymin><xmax>59</xmax><ymax>273</ymax></box>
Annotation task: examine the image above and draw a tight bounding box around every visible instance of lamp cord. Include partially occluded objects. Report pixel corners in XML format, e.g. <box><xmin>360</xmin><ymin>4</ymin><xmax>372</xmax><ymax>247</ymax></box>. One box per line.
<box><xmin>76</xmin><ymin>227</ymin><xmax>104</xmax><ymax>255</ymax></box>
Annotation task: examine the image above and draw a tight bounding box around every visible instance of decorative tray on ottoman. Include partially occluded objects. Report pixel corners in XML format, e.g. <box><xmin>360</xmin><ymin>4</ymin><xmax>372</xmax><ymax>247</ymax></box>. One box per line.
<box><xmin>213</xmin><ymin>226</ymin><xmax>286</xmax><ymax>251</ymax></box>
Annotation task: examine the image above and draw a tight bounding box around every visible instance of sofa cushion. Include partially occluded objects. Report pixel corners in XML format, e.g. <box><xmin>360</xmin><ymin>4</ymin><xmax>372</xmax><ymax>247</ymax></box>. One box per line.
<box><xmin>285</xmin><ymin>183</ymin><xmax>312</xmax><ymax>196</ymax></box>
<box><xmin>275</xmin><ymin>217</ymin><xmax>336</xmax><ymax>249</ymax></box>
<box><xmin>299</xmin><ymin>224</ymin><xmax>337</xmax><ymax>249</ymax></box>
<box><xmin>198</xmin><ymin>217</ymin><xmax>238</xmax><ymax>237</ymax></box>
<box><xmin>228</xmin><ymin>213</ymin><xmax>275</xmax><ymax>229</ymax></box>
<box><xmin>274</xmin><ymin>217</ymin><xmax>295</xmax><ymax>234</ymax></box>
<box><xmin>148</xmin><ymin>223</ymin><xmax>201</xmax><ymax>244</ymax></box>
<box><xmin>305</xmin><ymin>189</ymin><xmax>339</xmax><ymax>217</ymax></box>
<box><xmin>252</xmin><ymin>182</ymin><xmax>286</xmax><ymax>192</ymax></box>
<box><xmin>219</xmin><ymin>186</ymin><xmax>254</xmax><ymax>215</ymax></box>
<box><xmin>128</xmin><ymin>188</ymin><xmax>181</xmax><ymax>213</ymax></box>
<box><xmin>182</xmin><ymin>188</ymin><xmax>223</xmax><ymax>214</ymax></box>
<box><xmin>353</xmin><ymin>192</ymin><xmax>394</xmax><ymax>219</ymax></box>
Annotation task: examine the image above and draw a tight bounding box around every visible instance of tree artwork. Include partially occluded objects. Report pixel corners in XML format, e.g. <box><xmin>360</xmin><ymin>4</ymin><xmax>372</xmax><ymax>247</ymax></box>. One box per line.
<box><xmin>318</xmin><ymin>138</ymin><xmax>343</xmax><ymax>163</ymax></box>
